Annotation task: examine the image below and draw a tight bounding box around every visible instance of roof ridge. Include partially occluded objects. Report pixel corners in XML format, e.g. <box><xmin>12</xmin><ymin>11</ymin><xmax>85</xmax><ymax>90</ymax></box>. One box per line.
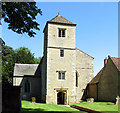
<box><xmin>50</xmin><ymin>15</ymin><xmax>59</xmax><ymax>21</ymax></box>
<box><xmin>75</xmin><ymin>48</ymin><xmax>94</xmax><ymax>59</ymax></box>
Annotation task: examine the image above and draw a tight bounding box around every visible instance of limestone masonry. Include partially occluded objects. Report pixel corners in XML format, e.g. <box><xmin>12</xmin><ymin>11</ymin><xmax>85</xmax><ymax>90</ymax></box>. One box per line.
<box><xmin>13</xmin><ymin>13</ymin><xmax>94</xmax><ymax>105</ymax></box>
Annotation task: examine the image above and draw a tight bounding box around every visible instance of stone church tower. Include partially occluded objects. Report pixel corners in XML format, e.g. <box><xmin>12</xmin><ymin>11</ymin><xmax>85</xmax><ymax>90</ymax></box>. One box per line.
<box><xmin>13</xmin><ymin>13</ymin><xmax>94</xmax><ymax>105</ymax></box>
<box><xmin>42</xmin><ymin>13</ymin><xmax>77</xmax><ymax>105</ymax></box>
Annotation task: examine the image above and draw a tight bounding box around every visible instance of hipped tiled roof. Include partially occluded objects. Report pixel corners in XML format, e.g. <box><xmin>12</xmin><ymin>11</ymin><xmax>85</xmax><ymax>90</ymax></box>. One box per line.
<box><xmin>48</xmin><ymin>14</ymin><xmax>76</xmax><ymax>25</ymax></box>
<box><xmin>43</xmin><ymin>13</ymin><xmax>76</xmax><ymax>32</ymax></box>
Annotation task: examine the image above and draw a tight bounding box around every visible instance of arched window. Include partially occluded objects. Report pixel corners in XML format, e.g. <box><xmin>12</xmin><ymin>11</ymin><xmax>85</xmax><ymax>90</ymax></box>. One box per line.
<box><xmin>25</xmin><ymin>80</ymin><xmax>30</xmax><ymax>93</ymax></box>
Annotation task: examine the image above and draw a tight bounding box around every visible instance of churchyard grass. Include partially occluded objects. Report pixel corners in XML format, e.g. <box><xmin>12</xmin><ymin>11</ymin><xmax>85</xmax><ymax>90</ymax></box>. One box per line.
<box><xmin>22</xmin><ymin>100</ymin><xmax>82</xmax><ymax>113</ymax></box>
<box><xmin>71</xmin><ymin>102</ymin><xmax>119</xmax><ymax>112</ymax></box>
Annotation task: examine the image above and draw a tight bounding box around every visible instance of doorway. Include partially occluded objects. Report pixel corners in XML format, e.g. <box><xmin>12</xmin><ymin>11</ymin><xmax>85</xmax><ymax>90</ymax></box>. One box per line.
<box><xmin>57</xmin><ymin>91</ymin><xmax>65</xmax><ymax>105</ymax></box>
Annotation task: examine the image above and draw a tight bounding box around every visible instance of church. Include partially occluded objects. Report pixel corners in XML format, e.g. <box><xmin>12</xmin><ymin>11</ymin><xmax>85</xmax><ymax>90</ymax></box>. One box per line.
<box><xmin>13</xmin><ymin>13</ymin><xmax>94</xmax><ymax>105</ymax></box>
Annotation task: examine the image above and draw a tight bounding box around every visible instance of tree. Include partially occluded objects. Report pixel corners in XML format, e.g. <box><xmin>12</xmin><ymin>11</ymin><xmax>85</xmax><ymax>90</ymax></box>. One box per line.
<box><xmin>2</xmin><ymin>2</ymin><xmax>42</xmax><ymax>37</ymax></box>
<box><xmin>2</xmin><ymin>46</ymin><xmax>38</xmax><ymax>85</ymax></box>
<box><xmin>15</xmin><ymin>47</ymin><xmax>35</xmax><ymax>64</ymax></box>
<box><xmin>34</xmin><ymin>57</ymin><xmax>42</xmax><ymax>64</ymax></box>
<box><xmin>2</xmin><ymin>45</ymin><xmax>15</xmax><ymax>85</ymax></box>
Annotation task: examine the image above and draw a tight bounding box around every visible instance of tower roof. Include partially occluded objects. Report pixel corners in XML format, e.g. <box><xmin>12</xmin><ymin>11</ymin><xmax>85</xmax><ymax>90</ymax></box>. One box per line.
<box><xmin>43</xmin><ymin>13</ymin><xmax>76</xmax><ymax>32</ymax></box>
<box><xmin>48</xmin><ymin>13</ymin><xmax>76</xmax><ymax>25</ymax></box>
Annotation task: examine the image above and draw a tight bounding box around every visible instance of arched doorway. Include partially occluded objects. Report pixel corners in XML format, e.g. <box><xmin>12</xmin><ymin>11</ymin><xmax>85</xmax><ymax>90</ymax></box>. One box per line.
<box><xmin>57</xmin><ymin>91</ymin><xmax>65</xmax><ymax>105</ymax></box>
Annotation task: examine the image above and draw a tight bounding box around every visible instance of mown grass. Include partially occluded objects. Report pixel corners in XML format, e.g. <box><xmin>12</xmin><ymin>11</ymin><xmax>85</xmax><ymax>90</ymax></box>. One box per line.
<box><xmin>22</xmin><ymin>100</ymin><xmax>82</xmax><ymax>113</ymax></box>
<box><xmin>22</xmin><ymin>100</ymin><xmax>120</xmax><ymax>113</ymax></box>
<box><xmin>71</xmin><ymin>102</ymin><xmax>119</xmax><ymax>112</ymax></box>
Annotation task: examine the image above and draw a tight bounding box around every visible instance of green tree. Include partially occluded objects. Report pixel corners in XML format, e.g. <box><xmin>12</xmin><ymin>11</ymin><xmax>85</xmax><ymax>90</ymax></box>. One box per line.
<box><xmin>15</xmin><ymin>47</ymin><xmax>35</xmax><ymax>64</ymax></box>
<box><xmin>34</xmin><ymin>57</ymin><xmax>42</xmax><ymax>64</ymax></box>
<box><xmin>2</xmin><ymin>2</ymin><xmax>42</xmax><ymax>37</ymax></box>
<box><xmin>0</xmin><ymin>38</ymin><xmax>4</xmax><ymax>83</ymax></box>
<box><xmin>2</xmin><ymin>46</ymin><xmax>39</xmax><ymax>85</ymax></box>
<box><xmin>2</xmin><ymin>45</ymin><xmax>15</xmax><ymax>85</ymax></box>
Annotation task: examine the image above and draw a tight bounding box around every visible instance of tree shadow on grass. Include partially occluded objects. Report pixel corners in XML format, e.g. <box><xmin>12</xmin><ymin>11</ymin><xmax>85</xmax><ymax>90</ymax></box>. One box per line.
<box><xmin>22</xmin><ymin>108</ymin><xmax>83</xmax><ymax>113</ymax></box>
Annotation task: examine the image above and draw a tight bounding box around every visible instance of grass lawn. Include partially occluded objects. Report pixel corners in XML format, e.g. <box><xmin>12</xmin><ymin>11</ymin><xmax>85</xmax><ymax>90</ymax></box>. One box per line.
<box><xmin>22</xmin><ymin>100</ymin><xmax>83</xmax><ymax>113</ymax></box>
<box><xmin>71</xmin><ymin>102</ymin><xmax>119</xmax><ymax>112</ymax></box>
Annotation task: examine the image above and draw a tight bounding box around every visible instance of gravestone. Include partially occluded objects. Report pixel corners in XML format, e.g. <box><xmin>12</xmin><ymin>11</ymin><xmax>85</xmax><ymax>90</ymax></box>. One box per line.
<box><xmin>87</xmin><ymin>98</ymin><xmax>94</xmax><ymax>104</ymax></box>
<box><xmin>32</xmin><ymin>97</ymin><xmax>36</xmax><ymax>103</ymax></box>
<box><xmin>116</xmin><ymin>96</ymin><xmax>120</xmax><ymax>105</ymax></box>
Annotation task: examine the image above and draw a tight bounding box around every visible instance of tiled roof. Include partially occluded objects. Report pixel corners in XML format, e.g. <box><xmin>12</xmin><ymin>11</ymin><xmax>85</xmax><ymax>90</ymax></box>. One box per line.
<box><xmin>89</xmin><ymin>68</ymin><xmax>104</xmax><ymax>84</ymax></box>
<box><xmin>13</xmin><ymin>63</ymin><xmax>39</xmax><ymax>76</ymax></box>
<box><xmin>110</xmin><ymin>57</ymin><xmax>120</xmax><ymax>72</ymax></box>
<box><xmin>43</xmin><ymin>13</ymin><xmax>76</xmax><ymax>32</ymax></box>
<box><xmin>48</xmin><ymin>14</ymin><xmax>76</xmax><ymax>25</ymax></box>
<box><xmin>89</xmin><ymin>56</ymin><xmax>120</xmax><ymax>84</ymax></box>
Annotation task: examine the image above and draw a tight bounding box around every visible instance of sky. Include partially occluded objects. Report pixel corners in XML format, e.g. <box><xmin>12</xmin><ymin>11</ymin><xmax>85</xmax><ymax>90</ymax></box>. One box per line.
<box><xmin>2</xmin><ymin>2</ymin><xmax>118</xmax><ymax>76</ymax></box>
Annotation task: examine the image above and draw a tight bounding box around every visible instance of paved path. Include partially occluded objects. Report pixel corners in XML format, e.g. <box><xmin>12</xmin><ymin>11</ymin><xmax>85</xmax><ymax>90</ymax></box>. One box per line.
<box><xmin>71</xmin><ymin>105</ymin><xmax>101</xmax><ymax>113</ymax></box>
<box><xmin>64</xmin><ymin>105</ymin><xmax>88</xmax><ymax>113</ymax></box>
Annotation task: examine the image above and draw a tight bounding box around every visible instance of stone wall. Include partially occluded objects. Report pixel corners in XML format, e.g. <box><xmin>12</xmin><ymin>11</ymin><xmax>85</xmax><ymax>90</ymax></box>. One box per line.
<box><xmin>76</xmin><ymin>49</ymin><xmax>94</xmax><ymax>102</ymax></box>
<box><xmin>98</xmin><ymin>58</ymin><xmax>118</xmax><ymax>101</ymax></box>
<box><xmin>42</xmin><ymin>21</ymin><xmax>94</xmax><ymax>105</ymax></box>
<box><xmin>45</xmin><ymin>23</ymin><xmax>76</xmax><ymax>105</ymax></box>
<box><xmin>39</xmin><ymin>57</ymin><xmax>47</xmax><ymax>103</ymax></box>
<box><xmin>13</xmin><ymin>64</ymin><xmax>41</xmax><ymax>102</ymax></box>
<box><xmin>14</xmin><ymin>76</ymin><xmax>41</xmax><ymax>101</ymax></box>
<box><xmin>40</xmin><ymin>26</ymin><xmax>48</xmax><ymax>103</ymax></box>
<box><xmin>48</xmin><ymin>23</ymin><xmax>76</xmax><ymax>49</ymax></box>
<box><xmin>47</xmin><ymin>48</ymin><xmax>76</xmax><ymax>104</ymax></box>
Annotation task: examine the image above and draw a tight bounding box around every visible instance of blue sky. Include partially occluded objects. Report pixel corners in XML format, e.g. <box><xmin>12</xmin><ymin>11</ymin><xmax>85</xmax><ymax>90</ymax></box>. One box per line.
<box><xmin>2</xmin><ymin>2</ymin><xmax>118</xmax><ymax>76</ymax></box>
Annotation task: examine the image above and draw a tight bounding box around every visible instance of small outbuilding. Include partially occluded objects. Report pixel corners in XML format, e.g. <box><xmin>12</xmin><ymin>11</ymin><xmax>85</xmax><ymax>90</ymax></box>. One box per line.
<box><xmin>87</xmin><ymin>56</ymin><xmax>120</xmax><ymax>102</ymax></box>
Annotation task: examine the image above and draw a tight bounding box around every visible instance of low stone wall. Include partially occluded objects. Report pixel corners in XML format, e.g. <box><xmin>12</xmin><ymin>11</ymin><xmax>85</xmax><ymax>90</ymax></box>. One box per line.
<box><xmin>2</xmin><ymin>85</ymin><xmax>21</xmax><ymax>113</ymax></box>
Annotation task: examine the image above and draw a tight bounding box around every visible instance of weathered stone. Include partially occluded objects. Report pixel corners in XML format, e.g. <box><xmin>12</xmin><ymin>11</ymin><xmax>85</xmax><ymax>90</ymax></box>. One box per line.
<box><xmin>87</xmin><ymin>98</ymin><xmax>94</xmax><ymax>104</ymax></box>
<box><xmin>116</xmin><ymin>96</ymin><xmax>120</xmax><ymax>105</ymax></box>
<box><xmin>43</xmin><ymin>15</ymin><xmax>94</xmax><ymax>105</ymax></box>
<box><xmin>32</xmin><ymin>97</ymin><xmax>36</xmax><ymax>103</ymax></box>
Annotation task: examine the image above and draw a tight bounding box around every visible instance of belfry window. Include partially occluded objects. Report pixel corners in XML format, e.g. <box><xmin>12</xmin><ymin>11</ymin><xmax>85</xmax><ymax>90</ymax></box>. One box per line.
<box><xmin>60</xmin><ymin>49</ymin><xmax>64</xmax><ymax>57</ymax></box>
<box><xmin>58</xmin><ymin>71</ymin><xmax>65</xmax><ymax>80</ymax></box>
<box><xmin>25</xmin><ymin>80</ymin><xmax>30</xmax><ymax>93</ymax></box>
<box><xmin>58</xmin><ymin>28</ymin><xmax>66</xmax><ymax>37</ymax></box>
